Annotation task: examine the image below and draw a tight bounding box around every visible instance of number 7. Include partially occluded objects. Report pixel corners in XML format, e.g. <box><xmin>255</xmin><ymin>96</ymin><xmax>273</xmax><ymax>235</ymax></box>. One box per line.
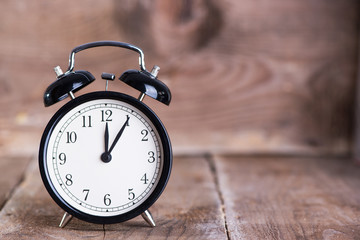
<box><xmin>83</xmin><ymin>189</ymin><xmax>90</xmax><ymax>201</ymax></box>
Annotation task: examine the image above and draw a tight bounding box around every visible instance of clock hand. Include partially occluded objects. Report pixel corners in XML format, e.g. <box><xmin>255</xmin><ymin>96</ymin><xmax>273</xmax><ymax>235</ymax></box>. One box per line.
<box><xmin>104</xmin><ymin>122</ymin><xmax>109</xmax><ymax>153</ymax></box>
<box><xmin>108</xmin><ymin>115</ymin><xmax>130</xmax><ymax>154</ymax></box>
<box><xmin>101</xmin><ymin>122</ymin><xmax>112</xmax><ymax>163</ymax></box>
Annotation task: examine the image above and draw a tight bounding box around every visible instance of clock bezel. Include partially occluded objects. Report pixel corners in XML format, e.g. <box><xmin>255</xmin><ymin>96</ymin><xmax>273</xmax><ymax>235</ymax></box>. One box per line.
<box><xmin>39</xmin><ymin>91</ymin><xmax>172</xmax><ymax>224</ymax></box>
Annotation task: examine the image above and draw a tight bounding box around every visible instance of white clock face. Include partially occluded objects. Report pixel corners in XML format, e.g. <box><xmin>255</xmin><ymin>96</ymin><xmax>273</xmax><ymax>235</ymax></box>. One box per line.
<box><xmin>45</xmin><ymin>98</ymin><xmax>164</xmax><ymax>217</ymax></box>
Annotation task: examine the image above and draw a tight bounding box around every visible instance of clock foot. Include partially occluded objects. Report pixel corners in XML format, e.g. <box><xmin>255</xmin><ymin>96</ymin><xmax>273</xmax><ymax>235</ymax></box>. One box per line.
<box><xmin>138</xmin><ymin>92</ymin><xmax>145</xmax><ymax>102</ymax></box>
<box><xmin>59</xmin><ymin>212</ymin><xmax>73</xmax><ymax>228</ymax></box>
<box><xmin>141</xmin><ymin>209</ymin><xmax>156</xmax><ymax>227</ymax></box>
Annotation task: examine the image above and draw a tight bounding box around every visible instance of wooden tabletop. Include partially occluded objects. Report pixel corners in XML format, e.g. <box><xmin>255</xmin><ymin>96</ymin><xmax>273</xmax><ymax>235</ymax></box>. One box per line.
<box><xmin>0</xmin><ymin>1</ymin><xmax>359</xmax><ymax>238</ymax></box>
<box><xmin>0</xmin><ymin>152</ymin><xmax>359</xmax><ymax>239</ymax></box>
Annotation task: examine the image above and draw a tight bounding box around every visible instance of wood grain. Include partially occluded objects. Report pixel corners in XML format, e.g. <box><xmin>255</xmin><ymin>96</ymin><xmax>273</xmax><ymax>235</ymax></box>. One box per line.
<box><xmin>104</xmin><ymin>156</ymin><xmax>227</xmax><ymax>239</ymax></box>
<box><xmin>0</xmin><ymin>0</ymin><xmax>358</xmax><ymax>156</ymax></box>
<box><xmin>0</xmin><ymin>160</ymin><xmax>105</xmax><ymax>240</ymax></box>
<box><xmin>0</xmin><ymin>156</ymin><xmax>227</xmax><ymax>239</ymax></box>
<box><xmin>214</xmin><ymin>156</ymin><xmax>360</xmax><ymax>239</ymax></box>
<box><xmin>114</xmin><ymin>0</ymin><xmax>360</xmax><ymax>156</ymax></box>
<box><xmin>354</xmin><ymin>37</ymin><xmax>360</xmax><ymax>164</ymax></box>
<box><xmin>0</xmin><ymin>155</ymin><xmax>30</xmax><ymax>209</ymax></box>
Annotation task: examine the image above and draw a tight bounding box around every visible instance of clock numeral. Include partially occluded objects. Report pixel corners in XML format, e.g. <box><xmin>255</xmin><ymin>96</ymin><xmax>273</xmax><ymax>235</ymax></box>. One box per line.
<box><xmin>58</xmin><ymin>153</ymin><xmax>66</xmax><ymax>165</ymax></box>
<box><xmin>66</xmin><ymin>131</ymin><xmax>77</xmax><ymax>143</ymax></box>
<box><xmin>141</xmin><ymin>173</ymin><xmax>149</xmax><ymax>184</ymax></box>
<box><xmin>148</xmin><ymin>151</ymin><xmax>155</xmax><ymax>163</ymax></box>
<box><xmin>101</xmin><ymin>110</ymin><xmax>113</xmax><ymax>122</ymax></box>
<box><xmin>82</xmin><ymin>115</ymin><xmax>92</xmax><ymax>128</ymax></box>
<box><xmin>65</xmin><ymin>174</ymin><xmax>73</xmax><ymax>186</ymax></box>
<box><xmin>141</xmin><ymin>129</ymin><xmax>148</xmax><ymax>141</ymax></box>
<box><xmin>128</xmin><ymin>188</ymin><xmax>135</xmax><ymax>200</ymax></box>
<box><xmin>83</xmin><ymin>189</ymin><xmax>90</xmax><ymax>201</ymax></box>
<box><xmin>104</xmin><ymin>194</ymin><xmax>111</xmax><ymax>206</ymax></box>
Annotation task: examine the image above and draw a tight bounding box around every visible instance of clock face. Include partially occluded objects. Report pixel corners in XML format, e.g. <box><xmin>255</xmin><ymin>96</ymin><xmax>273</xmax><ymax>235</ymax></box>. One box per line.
<box><xmin>39</xmin><ymin>91</ymin><xmax>172</xmax><ymax>223</ymax></box>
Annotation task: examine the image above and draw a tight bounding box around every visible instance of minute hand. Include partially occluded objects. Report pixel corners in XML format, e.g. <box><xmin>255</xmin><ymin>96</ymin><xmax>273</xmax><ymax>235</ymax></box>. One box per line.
<box><xmin>108</xmin><ymin>115</ymin><xmax>130</xmax><ymax>153</ymax></box>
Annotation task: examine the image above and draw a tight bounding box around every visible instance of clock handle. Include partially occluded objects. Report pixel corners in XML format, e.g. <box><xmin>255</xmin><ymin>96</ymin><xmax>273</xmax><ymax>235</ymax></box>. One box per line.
<box><xmin>65</xmin><ymin>41</ymin><xmax>147</xmax><ymax>74</ymax></box>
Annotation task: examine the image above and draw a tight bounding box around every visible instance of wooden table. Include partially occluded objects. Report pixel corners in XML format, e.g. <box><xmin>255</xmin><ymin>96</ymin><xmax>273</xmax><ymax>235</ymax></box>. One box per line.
<box><xmin>0</xmin><ymin>0</ymin><xmax>359</xmax><ymax>238</ymax></box>
<box><xmin>0</xmin><ymin>150</ymin><xmax>359</xmax><ymax>239</ymax></box>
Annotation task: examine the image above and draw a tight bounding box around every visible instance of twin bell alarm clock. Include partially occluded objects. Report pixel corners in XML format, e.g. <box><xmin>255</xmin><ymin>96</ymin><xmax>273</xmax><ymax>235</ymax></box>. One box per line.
<box><xmin>39</xmin><ymin>41</ymin><xmax>172</xmax><ymax>228</ymax></box>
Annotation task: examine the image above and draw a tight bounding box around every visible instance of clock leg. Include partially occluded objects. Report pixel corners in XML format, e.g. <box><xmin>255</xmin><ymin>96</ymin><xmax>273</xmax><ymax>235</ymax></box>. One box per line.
<box><xmin>59</xmin><ymin>212</ymin><xmax>73</xmax><ymax>228</ymax></box>
<box><xmin>138</xmin><ymin>92</ymin><xmax>146</xmax><ymax>102</ymax></box>
<box><xmin>141</xmin><ymin>209</ymin><xmax>156</xmax><ymax>227</ymax></box>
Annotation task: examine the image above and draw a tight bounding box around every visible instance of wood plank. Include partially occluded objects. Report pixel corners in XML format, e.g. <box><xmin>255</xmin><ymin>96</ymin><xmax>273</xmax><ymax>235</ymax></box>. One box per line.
<box><xmin>0</xmin><ymin>155</ymin><xmax>30</xmax><ymax>209</ymax></box>
<box><xmin>0</xmin><ymin>156</ymin><xmax>227</xmax><ymax>239</ymax></box>
<box><xmin>0</xmin><ymin>0</ymin><xmax>359</xmax><ymax>156</ymax></box>
<box><xmin>354</xmin><ymin>36</ymin><xmax>360</xmax><ymax>164</ymax></box>
<box><xmin>0</xmin><ymin>160</ymin><xmax>105</xmax><ymax>240</ymax></box>
<box><xmin>214</xmin><ymin>156</ymin><xmax>360</xmax><ymax>239</ymax></box>
<box><xmin>104</xmin><ymin>156</ymin><xmax>227</xmax><ymax>239</ymax></box>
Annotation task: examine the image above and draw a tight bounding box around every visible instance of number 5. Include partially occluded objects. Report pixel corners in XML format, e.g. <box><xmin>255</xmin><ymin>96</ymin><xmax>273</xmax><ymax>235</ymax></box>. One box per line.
<box><xmin>128</xmin><ymin>188</ymin><xmax>135</xmax><ymax>200</ymax></box>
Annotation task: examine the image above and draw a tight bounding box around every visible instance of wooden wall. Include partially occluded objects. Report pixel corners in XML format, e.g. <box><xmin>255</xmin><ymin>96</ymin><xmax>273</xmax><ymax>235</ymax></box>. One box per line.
<box><xmin>0</xmin><ymin>0</ymin><xmax>359</xmax><ymax>157</ymax></box>
<box><xmin>354</xmin><ymin>37</ymin><xmax>360</xmax><ymax>163</ymax></box>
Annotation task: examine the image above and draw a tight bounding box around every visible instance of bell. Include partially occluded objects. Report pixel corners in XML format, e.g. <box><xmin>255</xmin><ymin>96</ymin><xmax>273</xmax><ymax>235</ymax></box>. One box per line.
<box><xmin>119</xmin><ymin>67</ymin><xmax>171</xmax><ymax>105</ymax></box>
<box><xmin>44</xmin><ymin>70</ymin><xmax>95</xmax><ymax>107</ymax></box>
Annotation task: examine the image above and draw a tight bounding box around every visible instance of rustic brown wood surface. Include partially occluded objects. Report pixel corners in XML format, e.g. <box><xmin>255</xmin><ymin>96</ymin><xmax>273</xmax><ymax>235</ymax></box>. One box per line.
<box><xmin>0</xmin><ymin>156</ymin><xmax>227</xmax><ymax>239</ymax></box>
<box><xmin>0</xmin><ymin>154</ymin><xmax>31</xmax><ymax>209</ymax></box>
<box><xmin>0</xmin><ymin>0</ymin><xmax>359</xmax><ymax>156</ymax></box>
<box><xmin>0</xmin><ymin>155</ymin><xmax>359</xmax><ymax>239</ymax></box>
<box><xmin>215</xmin><ymin>156</ymin><xmax>360</xmax><ymax>239</ymax></box>
<box><xmin>354</xmin><ymin>37</ymin><xmax>360</xmax><ymax>164</ymax></box>
<box><xmin>0</xmin><ymin>0</ymin><xmax>360</xmax><ymax>239</ymax></box>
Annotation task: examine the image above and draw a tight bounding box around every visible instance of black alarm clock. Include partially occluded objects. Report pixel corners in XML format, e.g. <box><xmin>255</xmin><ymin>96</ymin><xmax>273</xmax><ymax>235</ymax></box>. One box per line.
<box><xmin>39</xmin><ymin>41</ymin><xmax>172</xmax><ymax>228</ymax></box>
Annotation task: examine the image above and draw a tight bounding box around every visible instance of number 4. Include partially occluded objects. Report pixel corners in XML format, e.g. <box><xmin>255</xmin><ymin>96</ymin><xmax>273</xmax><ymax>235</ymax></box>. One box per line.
<box><xmin>141</xmin><ymin>173</ymin><xmax>149</xmax><ymax>184</ymax></box>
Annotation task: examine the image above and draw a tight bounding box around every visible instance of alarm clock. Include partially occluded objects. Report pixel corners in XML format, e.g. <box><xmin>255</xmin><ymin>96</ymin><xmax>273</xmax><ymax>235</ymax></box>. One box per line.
<box><xmin>39</xmin><ymin>41</ymin><xmax>172</xmax><ymax>228</ymax></box>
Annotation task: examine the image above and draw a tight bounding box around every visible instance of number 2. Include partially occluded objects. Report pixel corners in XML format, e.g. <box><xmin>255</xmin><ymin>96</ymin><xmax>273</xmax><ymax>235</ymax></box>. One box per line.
<box><xmin>141</xmin><ymin>129</ymin><xmax>148</xmax><ymax>141</ymax></box>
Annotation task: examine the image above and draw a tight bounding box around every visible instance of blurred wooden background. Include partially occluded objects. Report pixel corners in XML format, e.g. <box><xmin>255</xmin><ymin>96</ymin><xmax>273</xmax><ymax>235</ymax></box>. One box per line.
<box><xmin>0</xmin><ymin>0</ymin><xmax>359</xmax><ymax>157</ymax></box>
<box><xmin>0</xmin><ymin>1</ymin><xmax>360</xmax><ymax>239</ymax></box>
